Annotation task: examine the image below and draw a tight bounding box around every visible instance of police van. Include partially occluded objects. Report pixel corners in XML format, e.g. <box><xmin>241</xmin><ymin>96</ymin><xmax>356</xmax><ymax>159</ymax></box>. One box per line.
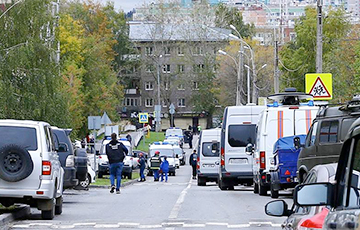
<box><xmin>197</xmin><ymin>128</ymin><xmax>221</xmax><ymax>186</ymax></box>
<box><xmin>148</xmin><ymin>142</ymin><xmax>177</xmax><ymax>176</ymax></box>
<box><xmin>218</xmin><ymin>104</ymin><xmax>266</xmax><ymax>190</ymax></box>
<box><xmin>251</xmin><ymin>89</ymin><xmax>319</xmax><ymax>196</ymax></box>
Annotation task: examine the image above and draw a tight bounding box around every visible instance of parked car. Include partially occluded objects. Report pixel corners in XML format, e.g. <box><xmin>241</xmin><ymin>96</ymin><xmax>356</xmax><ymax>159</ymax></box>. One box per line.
<box><xmin>172</xmin><ymin>145</ymin><xmax>185</xmax><ymax>166</ymax></box>
<box><xmin>52</xmin><ymin>127</ymin><xmax>78</xmax><ymax>189</ymax></box>
<box><xmin>297</xmin><ymin>95</ymin><xmax>360</xmax><ymax>183</ymax></box>
<box><xmin>266</xmin><ymin>116</ymin><xmax>360</xmax><ymax>230</ymax></box>
<box><xmin>165</xmin><ymin>127</ymin><xmax>184</xmax><ymax>147</ymax></box>
<box><xmin>0</xmin><ymin>120</ymin><xmax>64</xmax><ymax>220</ymax></box>
<box><xmin>148</xmin><ymin>143</ymin><xmax>176</xmax><ymax>176</ymax></box>
<box><xmin>74</xmin><ymin>148</ymin><xmax>88</xmax><ymax>182</ymax></box>
<box><xmin>76</xmin><ymin>159</ymin><xmax>96</xmax><ymax>190</ymax></box>
<box><xmin>265</xmin><ymin>163</ymin><xmax>337</xmax><ymax>229</ymax></box>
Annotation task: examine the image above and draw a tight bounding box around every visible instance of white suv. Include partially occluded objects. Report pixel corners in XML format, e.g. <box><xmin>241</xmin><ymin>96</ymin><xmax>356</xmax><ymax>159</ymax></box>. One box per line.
<box><xmin>0</xmin><ymin>120</ymin><xmax>64</xmax><ymax>220</ymax></box>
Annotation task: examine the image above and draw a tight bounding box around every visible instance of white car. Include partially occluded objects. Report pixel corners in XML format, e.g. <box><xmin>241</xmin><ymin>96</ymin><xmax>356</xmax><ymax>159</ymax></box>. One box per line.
<box><xmin>165</xmin><ymin>128</ymin><xmax>184</xmax><ymax>147</ymax></box>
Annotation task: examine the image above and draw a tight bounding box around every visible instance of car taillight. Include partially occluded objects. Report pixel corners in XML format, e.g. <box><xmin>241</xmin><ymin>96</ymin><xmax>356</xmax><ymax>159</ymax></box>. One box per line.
<box><xmin>65</xmin><ymin>155</ymin><xmax>75</xmax><ymax>167</ymax></box>
<box><xmin>220</xmin><ymin>147</ymin><xmax>225</xmax><ymax>166</ymax></box>
<box><xmin>289</xmin><ymin>106</ymin><xmax>299</xmax><ymax>109</ymax></box>
<box><xmin>99</xmin><ymin>155</ymin><xmax>102</xmax><ymax>159</ymax></box>
<box><xmin>298</xmin><ymin>207</ymin><xmax>329</xmax><ymax>229</ymax></box>
<box><xmin>197</xmin><ymin>156</ymin><xmax>200</xmax><ymax>169</ymax></box>
<box><xmin>42</xmin><ymin>161</ymin><xmax>52</xmax><ymax>175</ymax></box>
<box><xmin>260</xmin><ymin>151</ymin><xmax>265</xmax><ymax>169</ymax></box>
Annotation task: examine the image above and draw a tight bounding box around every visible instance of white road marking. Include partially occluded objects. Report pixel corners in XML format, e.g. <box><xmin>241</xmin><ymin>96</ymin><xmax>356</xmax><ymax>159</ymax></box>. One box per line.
<box><xmin>11</xmin><ymin>225</ymin><xmax>30</xmax><ymax>228</ymax></box>
<box><xmin>118</xmin><ymin>222</ymin><xmax>140</xmax><ymax>227</ymax></box>
<box><xmin>94</xmin><ymin>224</ymin><xmax>120</xmax><ymax>228</ymax></box>
<box><xmin>249</xmin><ymin>221</ymin><xmax>273</xmax><ymax>225</ymax></box>
<box><xmin>29</xmin><ymin>223</ymin><xmax>52</xmax><ymax>227</ymax></box>
<box><xmin>138</xmin><ymin>224</ymin><xmax>162</xmax><ymax>229</ymax></box>
<box><xmin>228</xmin><ymin>224</ymin><xmax>251</xmax><ymax>228</ymax></box>
<box><xmin>59</xmin><ymin>225</ymin><xmax>75</xmax><ymax>229</ymax></box>
<box><xmin>183</xmin><ymin>224</ymin><xmax>206</xmax><ymax>228</ymax></box>
<box><xmin>168</xmin><ymin>177</ymin><xmax>192</xmax><ymax>219</ymax></box>
<box><xmin>206</xmin><ymin>222</ymin><xmax>228</xmax><ymax>226</ymax></box>
<box><xmin>73</xmin><ymin>223</ymin><xmax>96</xmax><ymax>226</ymax></box>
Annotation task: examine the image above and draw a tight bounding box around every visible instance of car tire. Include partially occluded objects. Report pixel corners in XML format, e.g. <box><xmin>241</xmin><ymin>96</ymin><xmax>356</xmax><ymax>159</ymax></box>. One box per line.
<box><xmin>219</xmin><ymin>179</ymin><xmax>227</xmax><ymax>191</ymax></box>
<box><xmin>259</xmin><ymin>183</ymin><xmax>267</xmax><ymax>196</ymax></box>
<box><xmin>41</xmin><ymin>198</ymin><xmax>55</xmax><ymax>220</ymax></box>
<box><xmin>270</xmin><ymin>184</ymin><xmax>279</xmax><ymax>198</ymax></box>
<box><xmin>228</xmin><ymin>185</ymin><xmax>234</xmax><ymax>190</ymax></box>
<box><xmin>79</xmin><ymin>174</ymin><xmax>91</xmax><ymax>189</ymax></box>
<box><xmin>253</xmin><ymin>182</ymin><xmax>259</xmax><ymax>194</ymax></box>
<box><xmin>0</xmin><ymin>144</ymin><xmax>34</xmax><ymax>182</ymax></box>
<box><xmin>55</xmin><ymin>196</ymin><xmax>63</xmax><ymax>215</ymax></box>
<box><xmin>197</xmin><ymin>177</ymin><xmax>206</xmax><ymax>186</ymax></box>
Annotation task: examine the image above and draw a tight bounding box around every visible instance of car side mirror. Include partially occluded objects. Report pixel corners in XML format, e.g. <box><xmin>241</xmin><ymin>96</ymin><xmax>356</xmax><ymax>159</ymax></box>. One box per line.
<box><xmin>293</xmin><ymin>136</ymin><xmax>304</xmax><ymax>150</ymax></box>
<box><xmin>58</xmin><ymin>143</ymin><xmax>68</xmax><ymax>152</ymax></box>
<box><xmin>294</xmin><ymin>183</ymin><xmax>333</xmax><ymax>206</ymax></box>
<box><xmin>211</xmin><ymin>141</ymin><xmax>218</xmax><ymax>153</ymax></box>
<box><xmin>245</xmin><ymin>143</ymin><xmax>254</xmax><ymax>155</ymax></box>
<box><xmin>265</xmin><ymin>200</ymin><xmax>291</xmax><ymax>217</ymax></box>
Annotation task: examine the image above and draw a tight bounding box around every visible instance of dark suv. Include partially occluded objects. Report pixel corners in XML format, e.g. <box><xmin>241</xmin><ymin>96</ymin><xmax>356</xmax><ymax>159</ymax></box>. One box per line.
<box><xmin>297</xmin><ymin>95</ymin><xmax>360</xmax><ymax>183</ymax></box>
<box><xmin>52</xmin><ymin>127</ymin><xmax>78</xmax><ymax>189</ymax></box>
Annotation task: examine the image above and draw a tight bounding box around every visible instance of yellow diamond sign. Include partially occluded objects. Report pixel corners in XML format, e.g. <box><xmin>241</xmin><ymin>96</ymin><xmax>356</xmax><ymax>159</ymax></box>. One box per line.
<box><xmin>305</xmin><ymin>73</ymin><xmax>332</xmax><ymax>100</ymax></box>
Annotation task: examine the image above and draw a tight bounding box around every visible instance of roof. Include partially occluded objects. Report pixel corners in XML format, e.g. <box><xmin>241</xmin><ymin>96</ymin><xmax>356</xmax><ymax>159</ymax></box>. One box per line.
<box><xmin>128</xmin><ymin>21</ymin><xmax>231</xmax><ymax>42</ymax></box>
<box><xmin>0</xmin><ymin>119</ymin><xmax>48</xmax><ymax>126</ymax></box>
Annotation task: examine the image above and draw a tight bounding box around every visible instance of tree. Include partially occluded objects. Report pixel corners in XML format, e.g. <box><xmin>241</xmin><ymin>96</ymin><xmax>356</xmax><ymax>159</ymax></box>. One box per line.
<box><xmin>279</xmin><ymin>7</ymin><xmax>350</xmax><ymax>95</ymax></box>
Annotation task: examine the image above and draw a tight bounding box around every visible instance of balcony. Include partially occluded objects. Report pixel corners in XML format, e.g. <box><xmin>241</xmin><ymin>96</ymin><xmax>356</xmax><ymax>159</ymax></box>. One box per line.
<box><xmin>125</xmin><ymin>88</ymin><xmax>141</xmax><ymax>96</ymax></box>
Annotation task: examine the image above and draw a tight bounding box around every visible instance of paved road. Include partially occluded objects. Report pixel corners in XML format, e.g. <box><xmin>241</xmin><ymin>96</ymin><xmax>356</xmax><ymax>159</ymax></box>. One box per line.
<box><xmin>6</xmin><ymin>137</ymin><xmax>293</xmax><ymax>229</ymax></box>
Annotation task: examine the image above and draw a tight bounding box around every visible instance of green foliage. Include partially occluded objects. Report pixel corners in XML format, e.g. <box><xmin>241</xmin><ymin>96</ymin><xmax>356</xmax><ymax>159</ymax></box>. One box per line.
<box><xmin>279</xmin><ymin>7</ymin><xmax>350</xmax><ymax>94</ymax></box>
<box><xmin>136</xmin><ymin>132</ymin><xmax>165</xmax><ymax>152</ymax></box>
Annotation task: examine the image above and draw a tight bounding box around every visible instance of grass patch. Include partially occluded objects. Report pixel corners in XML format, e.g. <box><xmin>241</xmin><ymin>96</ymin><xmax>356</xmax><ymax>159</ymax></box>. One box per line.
<box><xmin>135</xmin><ymin>131</ymin><xmax>165</xmax><ymax>152</ymax></box>
<box><xmin>93</xmin><ymin>172</ymin><xmax>140</xmax><ymax>186</ymax></box>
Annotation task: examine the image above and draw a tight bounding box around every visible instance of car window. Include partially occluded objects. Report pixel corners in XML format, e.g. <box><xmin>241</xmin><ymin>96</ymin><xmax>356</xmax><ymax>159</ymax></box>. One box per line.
<box><xmin>340</xmin><ymin>118</ymin><xmax>356</xmax><ymax>142</ymax></box>
<box><xmin>304</xmin><ymin>171</ymin><xmax>317</xmax><ymax>184</ymax></box>
<box><xmin>319</xmin><ymin>120</ymin><xmax>338</xmax><ymax>143</ymax></box>
<box><xmin>150</xmin><ymin>149</ymin><xmax>174</xmax><ymax>157</ymax></box>
<box><xmin>0</xmin><ymin>126</ymin><xmax>38</xmax><ymax>150</ymax></box>
<box><xmin>306</xmin><ymin>121</ymin><xmax>318</xmax><ymax>147</ymax></box>
<box><xmin>202</xmin><ymin>142</ymin><xmax>219</xmax><ymax>157</ymax></box>
<box><xmin>343</xmin><ymin>138</ymin><xmax>360</xmax><ymax>208</ymax></box>
<box><xmin>228</xmin><ymin>124</ymin><xmax>256</xmax><ymax>147</ymax></box>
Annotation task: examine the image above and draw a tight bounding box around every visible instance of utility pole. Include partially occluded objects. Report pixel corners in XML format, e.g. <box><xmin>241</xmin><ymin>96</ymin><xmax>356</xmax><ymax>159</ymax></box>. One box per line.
<box><xmin>237</xmin><ymin>42</ymin><xmax>244</xmax><ymax>106</ymax></box>
<box><xmin>316</xmin><ymin>0</ymin><xmax>323</xmax><ymax>73</ymax></box>
<box><xmin>274</xmin><ymin>40</ymin><xmax>279</xmax><ymax>93</ymax></box>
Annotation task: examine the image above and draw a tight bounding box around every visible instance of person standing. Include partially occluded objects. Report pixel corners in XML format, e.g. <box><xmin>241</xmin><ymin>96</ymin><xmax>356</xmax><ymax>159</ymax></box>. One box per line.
<box><xmin>138</xmin><ymin>153</ymin><xmax>146</xmax><ymax>182</ymax></box>
<box><xmin>197</xmin><ymin>125</ymin><xmax>202</xmax><ymax>135</ymax></box>
<box><xmin>189</xmin><ymin>149</ymin><xmax>198</xmax><ymax>179</ymax></box>
<box><xmin>150</xmin><ymin>151</ymin><xmax>161</xmax><ymax>181</ymax></box>
<box><xmin>126</xmin><ymin>133</ymin><xmax>132</xmax><ymax>145</ymax></box>
<box><xmin>188</xmin><ymin>131</ymin><xmax>193</xmax><ymax>149</ymax></box>
<box><xmin>160</xmin><ymin>156</ymin><xmax>169</xmax><ymax>182</ymax></box>
<box><xmin>106</xmin><ymin>133</ymin><xmax>128</xmax><ymax>194</ymax></box>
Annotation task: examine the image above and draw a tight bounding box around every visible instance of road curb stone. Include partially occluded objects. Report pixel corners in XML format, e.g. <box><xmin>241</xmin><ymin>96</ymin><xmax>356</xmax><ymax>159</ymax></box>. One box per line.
<box><xmin>0</xmin><ymin>205</ymin><xmax>30</xmax><ymax>230</ymax></box>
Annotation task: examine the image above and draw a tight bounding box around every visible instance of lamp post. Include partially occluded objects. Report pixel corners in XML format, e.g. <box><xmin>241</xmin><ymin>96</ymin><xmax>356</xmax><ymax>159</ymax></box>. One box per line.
<box><xmin>218</xmin><ymin>49</ymin><xmax>242</xmax><ymax>106</ymax></box>
<box><xmin>155</xmin><ymin>55</ymin><xmax>163</xmax><ymax>132</ymax></box>
<box><xmin>244</xmin><ymin>64</ymin><xmax>267</xmax><ymax>104</ymax></box>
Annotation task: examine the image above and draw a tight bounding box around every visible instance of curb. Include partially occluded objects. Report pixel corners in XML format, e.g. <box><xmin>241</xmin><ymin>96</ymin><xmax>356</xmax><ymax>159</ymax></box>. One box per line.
<box><xmin>0</xmin><ymin>205</ymin><xmax>30</xmax><ymax>229</ymax></box>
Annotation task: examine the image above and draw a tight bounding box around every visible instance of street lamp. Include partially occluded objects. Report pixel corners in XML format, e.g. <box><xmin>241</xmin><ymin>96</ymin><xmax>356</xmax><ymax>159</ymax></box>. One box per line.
<box><xmin>155</xmin><ymin>55</ymin><xmax>163</xmax><ymax>132</ymax></box>
<box><xmin>244</xmin><ymin>64</ymin><xmax>267</xmax><ymax>104</ymax></box>
<box><xmin>218</xmin><ymin>49</ymin><xmax>242</xmax><ymax>106</ymax></box>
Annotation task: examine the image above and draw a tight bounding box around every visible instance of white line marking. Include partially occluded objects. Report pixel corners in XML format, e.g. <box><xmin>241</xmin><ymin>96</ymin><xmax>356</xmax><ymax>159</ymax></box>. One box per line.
<box><xmin>59</xmin><ymin>225</ymin><xmax>74</xmax><ymax>229</ymax></box>
<box><xmin>249</xmin><ymin>221</ymin><xmax>273</xmax><ymax>225</ymax></box>
<box><xmin>118</xmin><ymin>222</ymin><xmax>140</xmax><ymax>227</ymax></box>
<box><xmin>183</xmin><ymin>224</ymin><xmax>206</xmax><ymax>228</ymax></box>
<box><xmin>11</xmin><ymin>225</ymin><xmax>30</xmax><ymax>228</ymax></box>
<box><xmin>94</xmin><ymin>224</ymin><xmax>120</xmax><ymax>228</ymax></box>
<box><xmin>206</xmin><ymin>222</ymin><xmax>228</xmax><ymax>226</ymax></box>
<box><xmin>168</xmin><ymin>177</ymin><xmax>192</xmax><ymax>219</ymax></box>
<box><xmin>139</xmin><ymin>224</ymin><xmax>163</xmax><ymax>229</ymax></box>
<box><xmin>271</xmin><ymin>223</ymin><xmax>282</xmax><ymax>227</ymax></box>
<box><xmin>29</xmin><ymin>223</ymin><xmax>52</xmax><ymax>226</ymax></box>
<box><xmin>162</xmin><ymin>222</ymin><xmax>184</xmax><ymax>227</ymax></box>
<box><xmin>228</xmin><ymin>224</ymin><xmax>251</xmax><ymax>228</ymax></box>
<box><xmin>73</xmin><ymin>223</ymin><xmax>96</xmax><ymax>226</ymax></box>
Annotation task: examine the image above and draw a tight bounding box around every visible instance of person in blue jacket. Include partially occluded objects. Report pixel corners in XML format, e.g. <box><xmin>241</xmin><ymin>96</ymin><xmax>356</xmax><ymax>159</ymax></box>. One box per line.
<box><xmin>160</xmin><ymin>156</ymin><xmax>169</xmax><ymax>182</ymax></box>
<box><xmin>138</xmin><ymin>152</ymin><xmax>146</xmax><ymax>182</ymax></box>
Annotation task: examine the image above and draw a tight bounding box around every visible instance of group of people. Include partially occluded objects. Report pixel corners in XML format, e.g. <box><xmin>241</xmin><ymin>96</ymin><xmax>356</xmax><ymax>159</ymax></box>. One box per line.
<box><xmin>149</xmin><ymin>151</ymin><xmax>169</xmax><ymax>182</ymax></box>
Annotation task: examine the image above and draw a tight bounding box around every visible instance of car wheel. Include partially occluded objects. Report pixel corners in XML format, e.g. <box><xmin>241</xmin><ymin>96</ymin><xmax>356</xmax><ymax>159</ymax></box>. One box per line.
<box><xmin>79</xmin><ymin>174</ymin><xmax>91</xmax><ymax>189</ymax></box>
<box><xmin>270</xmin><ymin>184</ymin><xmax>279</xmax><ymax>198</ymax></box>
<box><xmin>197</xmin><ymin>177</ymin><xmax>206</xmax><ymax>186</ymax></box>
<box><xmin>41</xmin><ymin>198</ymin><xmax>55</xmax><ymax>220</ymax></box>
<box><xmin>259</xmin><ymin>183</ymin><xmax>268</xmax><ymax>196</ymax></box>
<box><xmin>219</xmin><ymin>179</ymin><xmax>227</xmax><ymax>191</ymax></box>
<box><xmin>55</xmin><ymin>196</ymin><xmax>63</xmax><ymax>215</ymax></box>
<box><xmin>253</xmin><ymin>182</ymin><xmax>259</xmax><ymax>194</ymax></box>
<box><xmin>0</xmin><ymin>144</ymin><xmax>34</xmax><ymax>182</ymax></box>
<box><xmin>228</xmin><ymin>185</ymin><xmax>234</xmax><ymax>190</ymax></box>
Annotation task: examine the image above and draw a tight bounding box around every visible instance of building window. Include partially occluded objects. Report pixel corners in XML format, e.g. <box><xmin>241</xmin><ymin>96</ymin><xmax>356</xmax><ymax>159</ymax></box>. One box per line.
<box><xmin>178</xmin><ymin>64</ymin><xmax>185</xmax><ymax>73</ymax></box>
<box><xmin>125</xmin><ymin>98</ymin><xmax>138</xmax><ymax>106</ymax></box>
<box><xmin>193</xmin><ymin>81</ymin><xmax>199</xmax><ymax>90</ymax></box>
<box><xmin>194</xmin><ymin>64</ymin><xmax>205</xmax><ymax>73</ymax></box>
<box><xmin>146</xmin><ymin>64</ymin><xmax>155</xmax><ymax>73</ymax></box>
<box><xmin>145</xmin><ymin>98</ymin><xmax>154</xmax><ymax>107</ymax></box>
<box><xmin>177</xmin><ymin>84</ymin><xmax>185</xmax><ymax>90</ymax></box>
<box><xmin>164</xmin><ymin>47</ymin><xmax>171</xmax><ymax>56</ymax></box>
<box><xmin>162</xmin><ymin>64</ymin><xmax>171</xmax><ymax>73</ymax></box>
<box><xmin>192</xmin><ymin>46</ymin><xmax>203</xmax><ymax>55</ymax></box>
<box><xmin>178</xmin><ymin>98</ymin><xmax>185</xmax><ymax>107</ymax></box>
<box><xmin>177</xmin><ymin>47</ymin><xmax>184</xmax><ymax>56</ymax></box>
<box><xmin>145</xmin><ymin>81</ymin><xmax>154</xmax><ymax>90</ymax></box>
<box><xmin>145</xmin><ymin>47</ymin><xmax>153</xmax><ymax>56</ymax></box>
<box><xmin>164</xmin><ymin>81</ymin><xmax>170</xmax><ymax>90</ymax></box>
<box><xmin>162</xmin><ymin>99</ymin><xmax>170</xmax><ymax>107</ymax></box>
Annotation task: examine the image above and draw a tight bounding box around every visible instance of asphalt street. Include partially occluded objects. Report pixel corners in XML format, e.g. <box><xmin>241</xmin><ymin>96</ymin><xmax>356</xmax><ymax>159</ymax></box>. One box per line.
<box><xmin>5</xmin><ymin>137</ymin><xmax>293</xmax><ymax>230</ymax></box>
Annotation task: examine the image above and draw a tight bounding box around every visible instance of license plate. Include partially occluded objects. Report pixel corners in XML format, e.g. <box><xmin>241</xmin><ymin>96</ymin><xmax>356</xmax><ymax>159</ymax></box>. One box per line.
<box><xmin>202</xmin><ymin>164</ymin><xmax>215</xmax><ymax>168</ymax></box>
<box><xmin>230</xmin><ymin>158</ymin><xmax>248</xmax><ymax>164</ymax></box>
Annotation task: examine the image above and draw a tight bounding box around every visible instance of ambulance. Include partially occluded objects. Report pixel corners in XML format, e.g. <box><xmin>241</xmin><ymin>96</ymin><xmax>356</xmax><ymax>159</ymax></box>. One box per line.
<box><xmin>251</xmin><ymin>89</ymin><xmax>319</xmax><ymax>196</ymax></box>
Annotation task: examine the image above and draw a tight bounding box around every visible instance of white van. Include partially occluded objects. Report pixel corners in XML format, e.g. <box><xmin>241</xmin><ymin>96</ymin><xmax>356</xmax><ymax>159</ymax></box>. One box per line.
<box><xmin>197</xmin><ymin>128</ymin><xmax>221</xmax><ymax>186</ymax></box>
<box><xmin>251</xmin><ymin>90</ymin><xmax>319</xmax><ymax>196</ymax></box>
<box><xmin>218</xmin><ymin>104</ymin><xmax>266</xmax><ymax>190</ymax></box>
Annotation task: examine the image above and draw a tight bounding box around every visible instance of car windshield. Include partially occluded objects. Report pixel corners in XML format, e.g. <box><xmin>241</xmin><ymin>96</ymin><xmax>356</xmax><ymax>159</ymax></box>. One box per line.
<box><xmin>166</xmin><ymin>129</ymin><xmax>182</xmax><ymax>136</ymax></box>
<box><xmin>228</xmin><ymin>124</ymin><xmax>256</xmax><ymax>147</ymax></box>
<box><xmin>202</xmin><ymin>142</ymin><xmax>219</xmax><ymax>157</ymax></box>
<box><xmin>150</xmin><ymin>149</ymin><xmax>174</xmax><ymax>157</ymax></box>
<box><xmin>173</xmin><ymin>148</ymin><xmax>182</xmax><ymax>155</ymax></box>
<box><xmin>0</xmin><ymin>126</ymin><xmax>37</xmax><ymax>150</ymax></box>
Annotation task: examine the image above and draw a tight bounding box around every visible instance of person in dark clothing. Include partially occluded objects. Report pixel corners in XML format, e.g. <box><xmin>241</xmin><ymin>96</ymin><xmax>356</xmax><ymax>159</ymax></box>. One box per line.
<box><xmin>126</xmin><ymin>133</ymin><xmax>132</xmax><ymax>144</ymax></box>
<box><xmin>106</xmin><ymin>133</ymin><xmax>128</xmax><ymax>194</ymax></box>
<box><xmin>189</xmin><ymin>149</ymin><xmax>197</xmax><ymax>179</ymax></box>
<box><xmin>150</xmin><ymin>151</ymin><xmax>161</xmax><ymax>181</ymax></box>
<box><xmin>187</xmin><ymin>131</ymin><xmax>193</xmax><ymax>149</ymax></box>
<box><xmin>138</xmin><ymin>153</ymin><xmax>146</xmax><ymax>182</ymax></box>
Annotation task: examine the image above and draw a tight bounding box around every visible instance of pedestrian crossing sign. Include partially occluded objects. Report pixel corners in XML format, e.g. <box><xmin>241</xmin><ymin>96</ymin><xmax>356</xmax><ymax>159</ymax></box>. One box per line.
<box><xmin>139</xmin><ymin>113</ymin><xmax>148</xmax><ymax>123</ymax></box>
<box><xmin>305</xmin><ymin>73</ymin><xmax>332</xmax><ymax>100</ymax></box>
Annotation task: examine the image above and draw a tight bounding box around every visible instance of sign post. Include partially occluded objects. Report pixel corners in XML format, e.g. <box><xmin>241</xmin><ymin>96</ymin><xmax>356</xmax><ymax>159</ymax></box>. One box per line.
<box><xmin>305</xmin><ymin>73</ymin><xmax>332</xmax><ymax>100</ymax></box>
<box><xmin>169</xmin><ymin>103</ymin><xmax>175</xmax><ymax>127</ymax></box>
<box><xmin>139</xmin><ymin>113</ymin><xmax>149</xmax><ymax>146</ymax></box>
<box><xmin>87</xmin><ymin>116</ymin><xmax>101</xmax><ymax>171</ymax></box>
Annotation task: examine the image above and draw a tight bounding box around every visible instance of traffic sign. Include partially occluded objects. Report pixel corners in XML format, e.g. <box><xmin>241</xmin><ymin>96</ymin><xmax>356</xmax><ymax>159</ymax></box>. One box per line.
<box><xmin>101</xmin><ymin>112</ymin><xmax>112</xmax><ymax>125</ymax></box>
<box><xmin>169</xmin><ymin>103</ymin><xmax>175</xmax><ymax>114</ymax></box>
<box><xmin>88</xmin><ymin>116</ymin><xmax>101</xmax><ymax>130</ymax></box>
<box><xmin>139</xmin><ymin>113</ymin><xmax>148</xmax><ymax>123</ymax></box>
<box><xmin>305</xmin><ymin>73</ymin><xmax>332</xmax><ymax>100</ymax></box>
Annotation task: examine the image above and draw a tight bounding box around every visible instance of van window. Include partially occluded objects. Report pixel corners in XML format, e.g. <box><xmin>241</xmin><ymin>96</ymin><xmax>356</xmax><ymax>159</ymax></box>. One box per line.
<box><xmin>319</xmin><ymin>120</ymin><xmax>338</xmax><ymax>143</ymax></box>
<box><xmin>0</xmin><ymin>126</ymin><xmax>38</xmax><ymax>150</ymax></box>
<box><xmin>228</xmin><ymin>124</ymin><xmax>256</xmax><ymax>147</ymax></box>
<box><xmin>340</xmin><ymin>118</ymin><xmax>356</xmax><ymax>141</ymax></box>
<box><xmin>202</xmin><ymin>142</ymin><xmax>219</xmax><ymax>157</ymax></box>
<box><xmin>306</xmin><ymin>121</ymin><xmax>318</xmax><ymax>147</ymax></box>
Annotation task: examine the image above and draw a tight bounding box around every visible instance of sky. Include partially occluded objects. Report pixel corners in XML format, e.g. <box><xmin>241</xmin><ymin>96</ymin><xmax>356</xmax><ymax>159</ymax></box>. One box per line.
<box><xmin>96</xmin><ymin>0</ymin><xmax>154</xmax><ymax>12</ymax></box>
